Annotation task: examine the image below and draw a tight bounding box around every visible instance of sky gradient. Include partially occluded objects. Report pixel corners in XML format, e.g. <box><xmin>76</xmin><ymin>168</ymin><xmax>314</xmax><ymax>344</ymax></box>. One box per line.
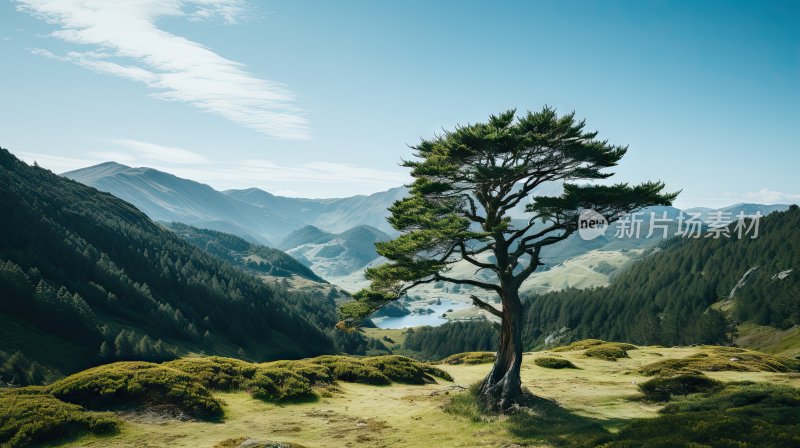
<box><xmin>1</xmin><ymin>0</ymin><xmax>798</xmax><ymax>206</ymax></box>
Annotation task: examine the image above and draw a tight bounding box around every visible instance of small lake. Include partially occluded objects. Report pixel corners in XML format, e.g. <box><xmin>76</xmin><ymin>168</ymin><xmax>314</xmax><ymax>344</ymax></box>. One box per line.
<box><xmin>371</xmin><ymin>298</ymin><xmax>470</xmax><ymax>329</ymax></box>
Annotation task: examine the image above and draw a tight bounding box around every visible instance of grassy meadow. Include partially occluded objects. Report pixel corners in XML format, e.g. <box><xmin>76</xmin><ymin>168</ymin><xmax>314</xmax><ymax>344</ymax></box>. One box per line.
<box><xmin>2</xmin><ymin>341</ymin><xmax>798</xmax><ymax>448</ymax></box>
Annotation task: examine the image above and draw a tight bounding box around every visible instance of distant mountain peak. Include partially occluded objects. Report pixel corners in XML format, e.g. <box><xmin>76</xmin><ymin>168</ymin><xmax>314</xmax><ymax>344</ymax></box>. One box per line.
<box><xmin>61</xmin><ymin>161</ymin><xmax>132</xmax><ymax>182</ymax></box>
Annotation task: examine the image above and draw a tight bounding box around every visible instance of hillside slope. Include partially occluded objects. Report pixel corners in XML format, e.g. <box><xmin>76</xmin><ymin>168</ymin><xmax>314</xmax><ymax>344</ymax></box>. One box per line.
<box><xmin>226</xmin><ymin>186</ymin><xmax>407</xmax><ymax>235</ymax></box>
<box><xmin>163</xmin><ymin>222</ymin><xmax>323</xmax><ymax>282</ymax></box>
<box><xmin>0</xmin><ymin>148</ymin><xmax>337</xmax><ymax>384</ymax></box>
<box><xmin>522</xmin><ymin>205</ymin><xmax>800</xmax><ymax>348</ymax></box>
<box><xmin>281</xmin><ymin>225</ymin><xmax>391</xmax><ymax>280</ymax></box>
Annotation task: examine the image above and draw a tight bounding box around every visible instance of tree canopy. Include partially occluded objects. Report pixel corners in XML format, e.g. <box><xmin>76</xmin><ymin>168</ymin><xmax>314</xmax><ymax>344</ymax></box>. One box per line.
<box><xmin>339</xmin><ymin>107</ymin><xmax>676</xmax><ymax>326</ymax></box>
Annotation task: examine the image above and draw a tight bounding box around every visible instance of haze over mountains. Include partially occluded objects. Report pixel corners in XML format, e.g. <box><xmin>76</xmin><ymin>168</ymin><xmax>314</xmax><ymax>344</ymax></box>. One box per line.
<box><xmin>62</xmin><ymin>162</ymin><xmax>406</xmax><ymax>246</ymax></box>
<box><xmin>62</xmin><ymin>161</ymin><xmax>792</xmax><ymax>293</ymax></box>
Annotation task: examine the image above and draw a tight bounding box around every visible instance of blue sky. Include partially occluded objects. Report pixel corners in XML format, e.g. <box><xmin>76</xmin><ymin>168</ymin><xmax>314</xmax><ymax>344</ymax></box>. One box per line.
<box><xmin>1</xmin><ymin>0</ymin><xmax>798</xmax><ymax>206</ymax></box>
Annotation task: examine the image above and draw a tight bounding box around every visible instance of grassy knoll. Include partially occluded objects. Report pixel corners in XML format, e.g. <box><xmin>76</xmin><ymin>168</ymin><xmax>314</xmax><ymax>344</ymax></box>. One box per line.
<box><xmin>1</xmin><ymin>343</ymin><xmax>798</xmax><ymax>447</ymax></box>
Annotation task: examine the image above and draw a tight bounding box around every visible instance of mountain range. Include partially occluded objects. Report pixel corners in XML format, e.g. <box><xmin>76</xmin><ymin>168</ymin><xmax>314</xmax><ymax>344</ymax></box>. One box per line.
<box><xmin>62</xmin><ymin>161</ymin><xmax>792</xmax><ymax>294</ymax></box>
<box><xmin>62</xmin><ymin>162</ymin><xmax>406</xmax><ymax>245</ymax></box>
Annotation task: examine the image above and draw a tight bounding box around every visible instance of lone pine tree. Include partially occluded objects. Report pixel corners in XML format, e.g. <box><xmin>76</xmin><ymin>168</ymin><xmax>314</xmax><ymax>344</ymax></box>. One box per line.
<box><xmin>338</xmin><ymin>107</ymin><xmax>677</xmax><ymax>409</ymax></box>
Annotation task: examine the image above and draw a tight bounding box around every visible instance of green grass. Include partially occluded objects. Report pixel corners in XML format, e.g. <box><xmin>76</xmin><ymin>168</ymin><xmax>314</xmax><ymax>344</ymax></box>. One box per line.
<box><xmin>45</xmin><ymin>361</ymin><xmax>224</xmax><ymax>420</ymax></box>
<box><xmin>4</xmin><ymin>348</ymin><xmax>798</xmax><ymax>447</ymax></box>
<box><xmin>534</xmin><ymin>357</ymin><xmax>578</xmax><ymax>369</ymax></box>
<box><xmin>443</xmin><ymin>383</ymin><xmax>609</xmax><ymax>446</ymax></box>
<box><xmin>735</xmin><ymin>323</ymin><xmax>800</xmax><ymax>358</ymax></box>
<box><xmin>440</xmin><ymin>352</ymin><xmax>496</xmax><ymax>365</ymax></box>
<box><xmin>1</xmin><ymin>354</ymin><xmax>457</xmax><ymax>447</ymax></box>
<box><xmin>0</xmin><ymin>390</ymin><xmax>118</xmax><ymax>448</ymax></box>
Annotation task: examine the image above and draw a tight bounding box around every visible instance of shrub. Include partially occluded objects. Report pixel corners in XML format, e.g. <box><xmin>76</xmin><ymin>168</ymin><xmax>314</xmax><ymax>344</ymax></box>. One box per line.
<box><xmin>638</xmin><ymin>373</ymin><xmax>722</xmax><ymax>401</ymax></box>
<box><xmin>534</xmin><ymin>357</ymin><xmax>578</xmax><ymax>369</ymax></box>
<box><xmin>249</xmin><ymin>367</ymin><xmax>315</xmax><ymax>402</ymax></box>
<box><xmin>440</xmin><ymin>352</ymin><xmax>496</xmax><ymax>365</ymax></box>
<box><xmin>551</xmin><ymin>340</ymin><xmax>637</xmax><ymax>361</ymax></box>
<box><xmin>45</xmin><ymin>361</ymin><xmax>223</xmax><ymax>419</ymax></box>
<box><xmin>364</xmin><ymin>355</ymin><xmax>452</xmax><ymax>384</ymax></box>
<box><xmin>551</xmin><ymin>339</ymin><xmax>606</xmax><ymax>352</ymax></box>
<box><xmin>164</xmin><ymin>357</ymin><xmax>258</xmax><ymax>390</ymax></box>
<box><xmin>584</xmin><ymin>345</ymin><xmax>629</xmax><ymax>361</ymax></box>
<box><xmin>309</xmin><ymin>356</ymin><xmax>390</xmax><ymax>385</ymax></box>
<box><xmin>0</xmin><ymin>391</ymin><xmax>118</xmax><ymax>448</ymax></box>
<box><xmin>261</xmin><ymin>360</ymin><xmax>334</xmax><ymax>384</ymax></box>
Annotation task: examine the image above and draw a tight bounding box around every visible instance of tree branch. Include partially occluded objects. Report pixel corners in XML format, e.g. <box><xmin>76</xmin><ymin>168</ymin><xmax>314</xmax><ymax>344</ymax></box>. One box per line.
<box><xmin>513</xmin><ymin>246</ymin><xmax>543</xmax><ymax>287</ymax></box>
<box><xmin>458</xmin><ymin>242</ymin><xmax>497</xmax><ymax>272</ymax></box>
<box><xmin>470</xmin><ymin>294</ymin><xmax>502</xmax><ymax>318</ymax></box>
<box><xmin>434</xmin><ymin>273</ymin><xmax>503</xmax><ymax>295</ymax></box>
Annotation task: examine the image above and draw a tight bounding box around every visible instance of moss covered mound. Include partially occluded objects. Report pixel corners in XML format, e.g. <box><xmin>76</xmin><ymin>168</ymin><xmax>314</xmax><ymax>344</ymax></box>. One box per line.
<box><xmin>164</xmin><ymin>357</ymin><xmax>259</xmax><ymax>391</ymax></box>
<box><xmin>249</xmin><ymin>368</ymin><xmax>315</xmax><ymax>403</ymax></box>
<box><xmin>0</xmin><ymin>354</ymin><xmax>456</xmax><ymax>446</ymax></box>
<box><xmin>640</xmin><ymin>347</ymin><xmax>800</xmax><ymax>376</ymax></box>
<box><xmin>534</xmin><ymin>357</ymin><xmax>578</xmax><ymax>369</ymax></box>
<box><xmin>550</xmin><ymin>340</ymin><xmax>637</xmax><ymax>361</ymax></box>
<box><xmin>164</xmin><ymin>355</ymin><xmax>452</xmax><ymax>402</ymax></box>
<box><xmin>552</xmin><ymin>339</ymin><xmax>637</xmax><ymax>352</ymax></box>
<box><xmin>365</xmin><ymin>355</ymin><xmax>453</xmax><ymax>384</ymax></box>
<box><xmin>638</xmin><ymin>373</ymin><xmax>723</xmax><ymax>401</ymax></box>
<box><xmin>261</xmin><ymin>360</ymin><xmax>335</xmax><ymax>384</ymax></box>
<box><xmin>440</xmin><ymin>352</ymin><xmax>496</xmax><ymax>365</ymax></box>
<box><xmin>600</xmin><ymin>383</ymin><xmax>800</xmax><ymax>447</ymax></box>
<box><xmin>214</xmin><ymin>437</ymin><xmax>308</xmax><ymax>448</ymax></box>
<box><xmin>0</xmin><ymin>391</ymin><xmax>118</xmax><ymax>448</ymax></box>
<box><xmin>310</xmin><ymin>355</ymin><xmax>391</xmax><ymax>385</ymax></box>
<box><xmin>584</xmin><ymin>345</ymin><xmax>628</xmax><ymax>361</ymax></box>
<box><xmin>45</xmin><ymin>361</ymin><xmax>223</xmax><ymax>419</ymax></box>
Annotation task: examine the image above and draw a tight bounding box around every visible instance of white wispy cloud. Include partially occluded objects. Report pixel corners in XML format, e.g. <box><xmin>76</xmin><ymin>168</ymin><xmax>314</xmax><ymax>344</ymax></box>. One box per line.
<box><xmin>103</xmin><ymin>139</ymin><xmax>210</xmax><ymax>164</ymax></box>
<box><xmin>741</xmin><ymin>188</ymin><xmax>800</xmax><ymax>204</ymax></box>
<box><xmin>18</xmin><ymin>0</ymin><xmax>310</xmax><ymax>139</ymax></box>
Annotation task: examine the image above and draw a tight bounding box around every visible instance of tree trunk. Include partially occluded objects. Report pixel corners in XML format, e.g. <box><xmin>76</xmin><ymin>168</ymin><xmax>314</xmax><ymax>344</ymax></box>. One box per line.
<box><xmin>479</xmin><ymin>287</ymin><xmax>524</xmax><ymax>410</ymax></box>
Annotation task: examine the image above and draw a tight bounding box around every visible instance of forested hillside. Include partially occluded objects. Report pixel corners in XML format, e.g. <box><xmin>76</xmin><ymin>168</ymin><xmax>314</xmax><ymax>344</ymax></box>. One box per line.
<box><xmin>163</xmin><ymin>222</ymin><xmax>323</xmax><ymax>282</ymax></box>
<box><xmin>523</xmin><ymin>205</ymin><xmax>799</xmax><ymax>348</ymax></box>
<box><xmin>394</xmin><ymin>207</ymin><xmax>798</xmax><ymax>358</ymax></box>
<box><xmin>403</xmin><ymin>321</ymin><xmax>498</xmax><ymax>360</ymax></box>
<box><xmin>0</xmin><ymin>148</ymin><xmax>353</xmax><ymax>385</ymax></box>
